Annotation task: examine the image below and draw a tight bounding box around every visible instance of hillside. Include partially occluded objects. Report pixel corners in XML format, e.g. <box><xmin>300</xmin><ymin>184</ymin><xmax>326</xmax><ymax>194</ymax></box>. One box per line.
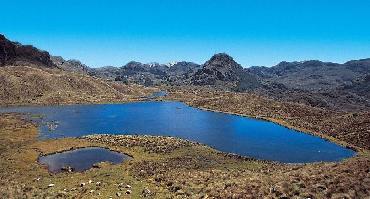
<box><xmin>51</xmin><ymin>56</ymin><xmax>89</xmax><ymax>73</ymax></box>
<box><xmin>0</xmin><ymin>66</ymin><xmax>154</xmax><ymax>105</ymax></box>
<box><xmin>0</xmin><ymin>34</ymin><xmax>155</xmax><ymax>105</ymax></box>
<box><xmin>247</xmin><ymin>60</ymin><xmax>370</xmax><ymax>111</ymax></box>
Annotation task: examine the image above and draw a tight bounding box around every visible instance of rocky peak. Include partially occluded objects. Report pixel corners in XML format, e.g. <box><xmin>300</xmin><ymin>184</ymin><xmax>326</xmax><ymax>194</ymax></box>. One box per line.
<box><xmin>0</xmin><ymin>34</ymin><xmax>55</xmax><ymax>68</ymax></box>
<box><xmin>191</xmin><ymin>53</ymin><xmax>261</xmax><ymax>89</ymax></box>
<box><xmin>204</xmin><ymin>53</ymin><xmax>243</xmax><ymax>71</ymax></box>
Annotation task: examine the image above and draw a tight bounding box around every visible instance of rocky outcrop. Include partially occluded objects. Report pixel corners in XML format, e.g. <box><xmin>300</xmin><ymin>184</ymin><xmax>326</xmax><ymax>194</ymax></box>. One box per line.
<box><xmin>192</xmin><ymin>53</ymin><xmax>243</xmax><ymax>85</ymax></box>
<box><xmin>51</xmin><ymin>56</ymin><xmax>89</xmax><ymax>73</ymax></box>
<box><xmin>0</xmin><ymin>34</ymin><xmax>55</xmax><ymax>68</ymax></box>
<box><xmin>191</xmin><ymin>53</ymin><xmax>261</xmax><ymax>91</ymax></box>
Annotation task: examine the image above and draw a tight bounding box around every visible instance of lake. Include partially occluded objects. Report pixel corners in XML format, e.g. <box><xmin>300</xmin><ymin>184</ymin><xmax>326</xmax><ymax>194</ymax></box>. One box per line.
<box><xmin>38</xmin><ymin>147</ymin><xmax>130</xmax><ymax>173</ymax></box>
<box><xmin>0</xmin><ymin>101</ymin><xmax>355</xmax><ymax>163</ymax></box>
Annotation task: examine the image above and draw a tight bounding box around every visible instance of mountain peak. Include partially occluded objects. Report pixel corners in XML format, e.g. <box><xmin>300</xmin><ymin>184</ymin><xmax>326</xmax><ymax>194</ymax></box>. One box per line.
<box><xmin>0</xmin><ymin>34</ymin><xmax>55</xmax><ymax>67</ymax></box>
<box><xmin>204</xmin><ymin>53</ymin><xmax>242</xmax><ymax>71</ymax></box>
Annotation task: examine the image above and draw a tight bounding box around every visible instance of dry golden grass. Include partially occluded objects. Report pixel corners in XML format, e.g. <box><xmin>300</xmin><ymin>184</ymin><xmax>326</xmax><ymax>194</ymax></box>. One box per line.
<box><xmin>0</xmin><ymin>66</ymin><xmax>157</xmax><ymax>106</ymax></box>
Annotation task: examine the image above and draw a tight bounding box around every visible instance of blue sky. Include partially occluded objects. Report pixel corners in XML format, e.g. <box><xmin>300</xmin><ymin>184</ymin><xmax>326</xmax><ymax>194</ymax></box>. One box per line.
<box><xmin>1</xmin><ymin>0</ymin><xmax>370</xmax><ymax>67</ymax></box>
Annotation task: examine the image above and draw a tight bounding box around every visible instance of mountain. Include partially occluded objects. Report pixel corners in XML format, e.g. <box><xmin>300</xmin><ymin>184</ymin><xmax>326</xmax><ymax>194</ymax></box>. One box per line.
<box><xmin>1</xmin><ymin>33</ymin><xmax>368</xmax><ymax>110</ymax></box>
<box><xmin>0</xmin><ymin>34</ymin><xmax>55</xmax><ymax>68</ymax></box>
<box><xmin>89</xmin><ymin>61</ymin><xmax>201</xmax><ymax>86</ymax></box>
<box><xmin>168</xmin><ymin>61</ymin><xmax>201</xmax><ymax>75</ymax></box>
<box><xmin>0</xmin><ymin>34</ymin><xmax>153</xmax><ymax>105</ymax></box>
<box><xmin>247</xmin><ymin>59</ymin><xmax>370</xmax><ymax>111</ymax></box>
<box><xmin>192</xmin><ymin>53</ymin><xmax>243</xmax><ymax>84</ymax></box>
<box><xmin>51</xmin><ymin>56</ymin><xmax>90</xmax><ymax>73</ymax></box>
<box><xmin>247</xmin><ymin>59</ymin><xmax>370</xmax><ymax>92</ymax></box>
<box><xmin>88</xmin><ymin>66</ymin><xmax>120</xmax><ymax>80</ymax></box>
<box><xmin>342</xmin><ymin>74</ymin><xmax>370</xmax><ymax>99</ymax></box>
<box><xmin>191</xmin><ymin>53</ymin><xmax>261</xmax><ymax>90</ymax></box>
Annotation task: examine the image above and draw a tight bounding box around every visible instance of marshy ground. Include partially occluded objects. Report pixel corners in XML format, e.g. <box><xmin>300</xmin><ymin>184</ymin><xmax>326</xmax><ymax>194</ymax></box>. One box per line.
<box><xmin>0</xmin><ymin>113</ymin><xmax>369</xmax><ymax>198</ymax></box>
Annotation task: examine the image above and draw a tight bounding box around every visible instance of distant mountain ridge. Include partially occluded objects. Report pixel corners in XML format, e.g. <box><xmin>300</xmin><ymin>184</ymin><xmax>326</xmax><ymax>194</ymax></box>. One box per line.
<box><xmin>1</xmin><ymin>34</ymin><xmax>369</xmax><ymax>111</ymax></box>
<box><xmin>88</xmin><ymin>60</ymin><xmax>201</xmax><ymax>86</ymax></box>
<box><xmin>247</xmin><ymin>59</ymin><xmax>370</xmax><ymax>92</ymax></box>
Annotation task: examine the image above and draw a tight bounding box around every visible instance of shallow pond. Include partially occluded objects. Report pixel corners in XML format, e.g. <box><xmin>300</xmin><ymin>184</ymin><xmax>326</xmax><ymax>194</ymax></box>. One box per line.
<box><xmin>146</xmin><ymin>91</ymin><xmax>167</xmax><ymax>99</ymax></box>
<box><xmin>1</xmin><ymin>101</ymin><xmax>355</xmax><ymax>163</ymax></box>
<box><xmin>38</xmin><ymin>147</ymin><xmax>130</xmax><ymax>173</ymax></box>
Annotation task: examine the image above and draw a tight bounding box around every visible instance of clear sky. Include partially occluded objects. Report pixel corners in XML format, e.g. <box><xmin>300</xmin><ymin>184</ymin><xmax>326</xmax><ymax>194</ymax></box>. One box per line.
<box><xmin>1</xmin><ymin>0</ymin><xmax>370</xmax><ymax>67</ymax></box>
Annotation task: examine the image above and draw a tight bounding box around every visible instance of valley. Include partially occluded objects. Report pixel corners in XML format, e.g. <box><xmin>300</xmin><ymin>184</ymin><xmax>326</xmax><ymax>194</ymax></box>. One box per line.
<box><xmin>0</xmin><ymin>34</ymin><xmax>369</xmax><ymax>198</ymax></box>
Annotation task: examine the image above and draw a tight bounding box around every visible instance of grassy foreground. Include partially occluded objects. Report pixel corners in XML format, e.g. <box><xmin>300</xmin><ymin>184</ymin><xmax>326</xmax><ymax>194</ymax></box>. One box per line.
<box><xmin>0</xmin><ymin>113</ymin><xmax>369</xmax><ymax>198</ymax></box>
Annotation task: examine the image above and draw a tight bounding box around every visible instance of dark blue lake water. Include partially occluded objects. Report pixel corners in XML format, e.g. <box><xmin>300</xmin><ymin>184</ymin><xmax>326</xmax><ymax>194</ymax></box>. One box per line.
<box><xmin>39</xmin><ymin>147</ymin><xmax>129</xmax><ymax>173</ymax></box>
<box><xmin>0</xmin><ymin>101</ymin><xmax>355</xmax><ymax>163</ymax></box>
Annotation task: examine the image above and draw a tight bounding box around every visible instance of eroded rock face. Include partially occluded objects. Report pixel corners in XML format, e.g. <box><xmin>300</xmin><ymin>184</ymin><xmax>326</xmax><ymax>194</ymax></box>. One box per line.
<box><xmin>0</xmin><ymin>34</ymin><xmax>55</xmax><ymax>67</ymax></box>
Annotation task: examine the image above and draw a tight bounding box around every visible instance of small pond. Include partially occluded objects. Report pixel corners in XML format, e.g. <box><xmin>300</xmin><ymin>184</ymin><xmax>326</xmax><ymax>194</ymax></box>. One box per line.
<box><xmin>146</xmin><ymin>91</ymin><xmax>167</xmax><ymax>99</ymax></box>
<box><xmin>1</xmin><ymin>101</ymin><xmax>355</xmax><ymax>163</ymax></box>
<box><xmin>38</xmin><ymin>147</ymin><xmax>130</xmax><ymax>173</ymax></box>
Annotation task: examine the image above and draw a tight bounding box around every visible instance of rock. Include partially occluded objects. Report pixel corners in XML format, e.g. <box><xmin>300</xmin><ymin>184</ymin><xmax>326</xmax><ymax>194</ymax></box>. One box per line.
<box><xmin>61</xmin><ymin>166</ymin><xmax>74</xmax><ymax>172</ymax></box>
<box><xmin>92</xmin><ymin>163</ymin><xmax>101</xmax><ymax>168</ymax></box>
<box><xmin>80</xmin><ymin>182</ymin><xmax>85</xmax><ymax>187</ymax></box>
<box><xmin>125</xmin><ymin>184</ymin><xmax>132</xmax><ymax>189</ymax></box>
<box><xmin>47</xmin><ymin>184</ymin><xmax>55</xmax><ymax>188</ymax></box>
<box><xmin>269</xmin><ymin>186</ymin><xmax>276</xmax><ymax>193</ymax></box>
<box><xmin>56</xmin><ymin>190</ymin><xmax>67</xmax><ymax>197</ymax></box>
<box><xmin>142</xmin><ymin>188</ymin><xmax>151</xmax><ymax>197</ymax></box>
<box><xmin>88</xmin><ymin>179</ymin><xmax>93</xmax><ymax>184</ymax></box>
<box><xmin>89</xmin><ymin>190</ymin><xmax>95</xmax><ymax>193</ymax></box>
<box><xmin>126</xmin><ymin>190</ymin><xmax>132</xmax><ymax>194</ymax></box>
<box><xmin>116</xmin><ymin>192</ymin><xmax>122</xmax><ymax>197</ymax></box>
<box><xmin>96</xmin><ymin>181</ymin><xmax>102</xmax><ymax>186</ymax></box>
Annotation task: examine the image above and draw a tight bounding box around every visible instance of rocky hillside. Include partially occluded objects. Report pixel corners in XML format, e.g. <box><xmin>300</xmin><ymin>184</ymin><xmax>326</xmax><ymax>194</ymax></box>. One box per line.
<box><xmin>51</xmin><ymin>56</ymin><xmax>89</xmax><ymax>73</ymax></box>
<box><xmin>89</xmin><ymin>61</ymin><xmax>201</xmax><ymax>86</ymax></box>
<box><xmin>191</xmin><ymin>53</ymin><xmax>261</xmax><ymax>91</ymax></box>
<box><xmin>0</xmin><ymin>35</ymin><xmax>155</xmax><ymax>105</ymax></box>
<box><xmin>247</xmin><ymin>59</ymin><xmax>370</xmax><ymax>111</ymax></box>
<box><xmin>0</xmin><ymin>34</ymin><xmax>55</xmax><ymax>68</ymax></box>
<box><xmin>248</xmin><ymin>59</ymin><xmax>370</xmax><ymax>92</ymax></box>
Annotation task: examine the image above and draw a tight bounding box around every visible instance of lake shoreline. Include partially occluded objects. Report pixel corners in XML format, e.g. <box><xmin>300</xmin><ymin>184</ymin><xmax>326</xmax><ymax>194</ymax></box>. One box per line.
<box><xmin>0</xmin><ymin>113</ymin><xmax>369</xmax><ymax>198</ymax></box>
<box><xmin>0</xmin><ymin>99</ymin><xmax>355</xmax><ymax>163</ymax></box>
<box><xmin>0</xmin><ymin>88</ymin><xmax>361</xmax><ymax>154</ymax></box>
